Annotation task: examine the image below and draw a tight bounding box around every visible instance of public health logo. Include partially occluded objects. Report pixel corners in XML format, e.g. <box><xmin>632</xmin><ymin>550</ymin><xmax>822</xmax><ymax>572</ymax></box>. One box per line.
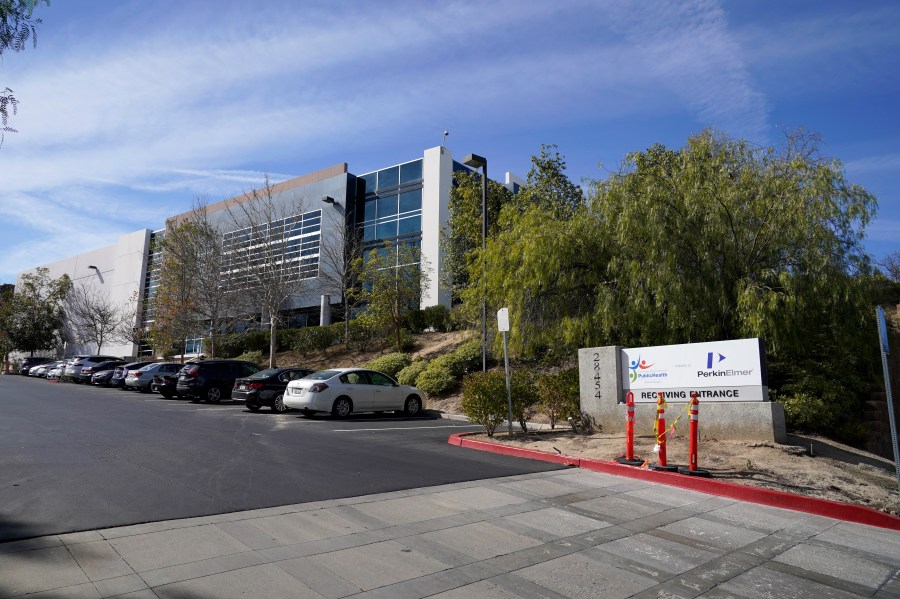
<box><xmin>628</xmin><ymin>356</ymin><xmax>654</xmax><ymax>382</ymax></box>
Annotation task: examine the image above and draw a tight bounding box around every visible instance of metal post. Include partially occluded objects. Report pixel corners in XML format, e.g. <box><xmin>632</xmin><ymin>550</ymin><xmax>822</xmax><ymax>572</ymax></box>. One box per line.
<box><xmin>503</xmin><ymin>330</ymin><xmax>513</xmax><ymax>435</ymax></box>
<box><xmin>481</xmin><ymin>162</ymin><xmax>488</xmax><ymax>372</ymax></box>
<box><xmin>876</xmin><ymin>307</ymin><xmax>900</xmax><ymax>495</ymax></box>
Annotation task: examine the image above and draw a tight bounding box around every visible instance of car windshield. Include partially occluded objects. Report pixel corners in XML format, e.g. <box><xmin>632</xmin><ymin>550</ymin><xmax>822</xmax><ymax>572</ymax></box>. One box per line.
<box><xmin>137</xmin><ymin>364</ymin><xmax>157</xmax><ymax>372</ymax></box>
<box><xmin>249</xmin><ymin>369</ymin><xmax>279</xmax><ymax>379</ymax></box>
<box><xmin>306</xmin><ymin>370</ymin><xmax>340</xmax><ymax>381</ymax></box>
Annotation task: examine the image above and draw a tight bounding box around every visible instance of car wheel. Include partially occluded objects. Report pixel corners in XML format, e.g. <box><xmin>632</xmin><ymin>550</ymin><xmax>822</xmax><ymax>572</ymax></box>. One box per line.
<box><xmin>247</xmin><ymin>401</ymin><xmax>261</xmax><ymax>412</ymax></box>
<box><xmin>206</xmin><ymin>386</ymin><xmax>222</xmax><ymax>403</ymax></box>
<box><xmin>272</xmin><ymin>394</ymin><xmax>287</xmax><ymax>413</ymax></box>
<box><xmin>404</xmin><ymin>396</ymin><xmax>422</xmax><ymax>417</ymax></box>
<box><xmin>331</xmin><ymin>397</ymin><xmax>352</xmax><ymax>419</ymax></box>
<box><xmin>300</xmin><ymin>408</ymin><xmax>313</xmax><ymax>417</ymax></box>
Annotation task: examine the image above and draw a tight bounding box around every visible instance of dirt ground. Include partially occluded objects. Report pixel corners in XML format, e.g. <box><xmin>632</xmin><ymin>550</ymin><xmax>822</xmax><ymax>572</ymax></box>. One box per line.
<box><xmin>463</xmin><ymin>428</ymin><xmax>900</xmax><ymax>516</ymax></box>
<box><xmin>278</xmin><ymin>331</ymin><xmax>900</xmax><ymax>517</ymax></box>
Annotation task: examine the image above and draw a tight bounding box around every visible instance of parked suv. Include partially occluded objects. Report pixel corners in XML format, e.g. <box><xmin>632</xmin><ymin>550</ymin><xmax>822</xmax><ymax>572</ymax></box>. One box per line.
<box><xmin>176</xmin><ymin>360</ymin><xmax>262</xmax><ymax>403</ymax></box>
<box><xmin>18</xmin><ymin>356</ymin><xmax>53</xmax><ymax>375</ymax></box>
<box><xmin>64</xmin><ymin>355</ymin><xmax>120</xmax><ymax>382</ymax></box>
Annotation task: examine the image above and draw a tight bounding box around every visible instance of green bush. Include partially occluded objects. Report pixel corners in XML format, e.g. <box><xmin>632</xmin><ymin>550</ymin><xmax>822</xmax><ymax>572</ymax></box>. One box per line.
<box><xmin>452</xmin><ymin>339</ymin><xmax>483</xmax><ymax>373</ymax></box>
<box><xmin>423</xmin><ymin>305</ymin><xmax>451</xmax><ymax>332</ymax></box>
<box><xmin>276</xmin><ymin>328</ymin><xmax>304</xmax><ymax>352</ymax></box>
<box><xmin>536</xmin><ymin>368</ymin><xmax>580</xmax><ymax>429</ymax></box>
<box><xmin>428</xmin><ymin>353</ymin><xmax>465</xmax><ymax>378</ymax></box>
<box><xmin>234</xmin><ymin>350</ymin><xmax>265</xmax><ymax>366</ymax></box>
<box><xmin>398</xmin><ymin>329</ymin><xmax>416</xmax><ymax>352</ymax></box>
<box><xmin>461</xmin><ymin>371</ymin><xmax>508</xmax><ymax>437</ymax></box>
<box><xmin>415</xmin><ymin>361</ymin><xmax>456</xmax><ymax>396</ymax></box>
<box><xmin>510</xmin><ymin>369</ymin><xmax>539</xmax><ymax>432</ymax></box>
<box><xmin>294</xmin><ymin>325</ymin><xmax>341</xmax><ymax>356</ymax></box>
<box><xmin>365</xmin><ymin>352</ymin><xmax>412</xmax><ymax>378</ymax></box>
<box><xmin>216</xmin><ymin>334</ymin><xmax>243</xmax><ymax>359</ymax></box>
<box><xmin>346</xmin><ymin>315</ymin><xmax>380</xmax><ymax>352</ymax></box>
<box><xmin>780</xmin><ymin>391</ymin><xmax>867</xmax><ymax>445</ymax></box>
<box><xmin>397</xmin><ymin>360</ymin><xmax>428</xmax><ymax>386</ymax></box>
<box><xmin>241</xmin><ymin>331</ymin><xmax>270</xmax><ymax>353</ymax></box>
<box><xmin>403</xmin><ymin>310</ymin><xmax>428</xmax><ymax>334</ymax></box>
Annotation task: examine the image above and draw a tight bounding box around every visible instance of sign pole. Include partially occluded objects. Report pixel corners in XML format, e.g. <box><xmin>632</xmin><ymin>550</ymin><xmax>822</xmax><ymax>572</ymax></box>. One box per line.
<box><xmin>497</xmin><ymin>308</ymin><xmax>514</xmax><ymax>435</ymax></box>
<box><xmin>875</xmin><ymin>307</ymin><xmax>900</xmax><ymax>496</ymax></box>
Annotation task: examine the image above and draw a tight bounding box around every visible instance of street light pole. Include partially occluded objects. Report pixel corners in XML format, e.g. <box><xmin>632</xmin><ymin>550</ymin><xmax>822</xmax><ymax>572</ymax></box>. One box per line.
<box><xmin>463</xmin><ymin>154</ymin><xmax>488</xmax><ymax>371</ymax></box>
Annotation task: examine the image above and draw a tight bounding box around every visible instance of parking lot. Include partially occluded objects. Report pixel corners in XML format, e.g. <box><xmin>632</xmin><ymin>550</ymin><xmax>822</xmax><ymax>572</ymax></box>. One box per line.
<box><xmin>0</xmin><ymin>374</ymin><xmax>561</xmax><ymax>543</ymax></box>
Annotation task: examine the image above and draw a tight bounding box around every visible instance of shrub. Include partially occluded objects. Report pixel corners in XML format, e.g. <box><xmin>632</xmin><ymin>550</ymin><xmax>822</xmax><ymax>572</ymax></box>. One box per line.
<box><xmin>452</xmin><ymin>339</ymin><xmax>483</xmax><ymax>373</ymax></box>
<box><xmin>346</xmin><ymin>315</ymin><xmax>381</xmax><ymax>352</ymax></box>
<box><xmin>215</xmin><ymin>334</ymin><xmax>243</xmax><ymax>358</ymax></box>
<box><xmin>294</xmin><ymin>325</ymin><xmax>341</xmax><ymax>356</ymax></box>
<box><xmin>780</xmin><ymin>391</ymin><xmax>866</xmax><ymax>445</ymax></box>
<box><xmin>234</xmin><ymin>350</ymin><xmax>265</xmax><ymax>367</ymax></box>
<box><xmin>423</xmin><ymin>304</ymin><xmax>451</xmax><ymax>332</ymax></box>
<box><xmin>536</xmin><ymin>368</ymin><xmax>580</xmax><ymax>429</ymax></box>
<box><xmin>241</xmin><ymin>331</ymin><xmax>270</xmax><ymax>353</ymax></box>
<box><xmin>428</xmin><ymin>353</ymin><xmax>465</xmax><ymax>378</ymax></box>
<box><xmin>365</xmin><ymin>352</ymin><xmax>412</xmax><ymax>378</ymax></box>
<box><xmin>397</xmin><ymin>359</ymin><xmax>428</xmax><ymax>386</ymax></box>
<box><xmin>403</xmin><ymin>309</ymin><xmax>428</xmax><ymax>334</ymax></box>
<box><xmin>276</xmin><ymin>328</ymin><xmax>303</xmax><ymax>353</ymax></box>
<box><xmin>510</xmin><ymin>369</ymin><xmax>539</xmax><ymax>432</ymax></box>
<box><xmin>415</xmin><ymin>361</ymin><xmax>456</xmax><ymax>396</ymax></box>
<box><xmin>461</xmin><ymin>371</ymin><xmax>508</xmax><ymax>437</ymax></box>
<box><xmin>398</xmin><ymin>329</ymin><xmax>416</xmax><ymax>352</ymax></box>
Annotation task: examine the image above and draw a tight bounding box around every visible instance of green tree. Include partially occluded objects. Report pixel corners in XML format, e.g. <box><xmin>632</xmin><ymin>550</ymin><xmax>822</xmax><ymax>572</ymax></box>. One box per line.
<box><xmin>8</xmin><ymin>267</ymin><xmax>69</xmax><ymax>355</ymax></box>
<box><xmin>361</xmin><ymin>241</ymin><xmax>431</xmax><ymax>352</ymax></box>
<box><xmin>1</xmin><ymin>0</ymin><xmax>48</xmax><ymax>146</ymax></box>
<box><xmin>511</xmin><ymin>144</ymin><xmax>585</xmax><ymax>217</ymax></box>
<box><xmin>151</xmin><ymin>221</ymin><xmax>201</xmax><ymax>361</ymax></box>
<box><xmin>0</xmin><ymin>283</ymin><xmax>15</xmax><ymax>364</ymax></box>
<box><xmin>440</xmin><ymin>170</ymin><xmax>513</xmax><ymax>304</ymax></box>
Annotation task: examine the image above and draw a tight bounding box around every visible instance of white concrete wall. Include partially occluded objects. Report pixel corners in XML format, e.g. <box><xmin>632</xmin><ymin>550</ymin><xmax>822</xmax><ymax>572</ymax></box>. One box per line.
<box><xmin>421</xmin><ymin>146</ymin><xmax>452</xmax><ymax>308</ymax></box>
<box><xmin>16</xmin><ymin>230</ymin><xmax>151</xmax><ymax>358</ymax></box>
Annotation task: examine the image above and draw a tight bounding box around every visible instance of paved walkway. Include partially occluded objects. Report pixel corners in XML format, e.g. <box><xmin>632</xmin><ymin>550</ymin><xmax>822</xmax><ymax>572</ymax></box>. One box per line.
<box><xmin>1</xmin><ymin>469</ymin><xmax>899</xmax><ymax>599</ymax></box>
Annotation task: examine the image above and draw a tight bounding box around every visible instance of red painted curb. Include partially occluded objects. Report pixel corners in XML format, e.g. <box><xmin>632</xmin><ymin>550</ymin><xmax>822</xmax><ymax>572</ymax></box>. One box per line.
<box><xmin>448</xmin><ymin>432</ymin><xmax>900</xmax><ymax>531</ymax></box>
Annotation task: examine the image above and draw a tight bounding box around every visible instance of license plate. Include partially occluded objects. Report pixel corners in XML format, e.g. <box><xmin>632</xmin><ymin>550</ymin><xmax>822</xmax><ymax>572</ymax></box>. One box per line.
<box><xmin>291</xmin><ymin>388</ymin><xmax>302</xmax><ymax>395</ymax></box>
<box><xmin>240</xmin><ymin>384</ymin><xmax>246</xmax><ymax>390</ymax></box>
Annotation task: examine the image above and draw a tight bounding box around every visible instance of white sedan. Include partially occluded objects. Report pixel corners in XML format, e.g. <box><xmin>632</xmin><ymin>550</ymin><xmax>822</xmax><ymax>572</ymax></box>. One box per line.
<box><xmin>284</xmin><ymin>368</ymin><xmax>424</xmax><ymax>418</ymax></box>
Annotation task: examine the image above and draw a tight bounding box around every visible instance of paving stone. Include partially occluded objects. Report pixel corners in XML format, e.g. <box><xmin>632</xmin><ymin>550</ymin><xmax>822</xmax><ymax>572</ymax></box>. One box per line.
<box><xmin>215</xmin><ymin>519</ymin><xmax>286</xmax><ymax>550</ymax></box>
<box><xmin>111</xmin><ymin>591</ymin><xmax>159</xmax><ymax>599</ymax></box>
<box><xmin>772</xmin><ymin>542</ymin><xmax>896</xmax><ymax>591</ymax></box>
<box><xmin>418</xmin><ymin>521</ymin><xmax>544</xmax><ymax>561</ymax></box>
<box><xmin>656</xmin><ymin>517</ymin><xmax>768</xmax><ymax>552</ymax></box>
<box><xmin>109</xmin><ymin>524</ymin><xmax>252</xmax><ymax>572</ymax></box>
<box><xmin>427</xmin><ymin>579</ymin><xmax>534</xmax><ymax>599</ymax></box>
<box><xmin>0</xmin><ymin>536</ymin><xmax>61</xmax><ymax>555</ymax></box>
<box><xmin>590</xmin><ymin>531</ymin><xmax>719</xmax><ymax>577</ymax></box>
<box><xmin>551</xmin><ymin>470</ymin><xmax>629</xmax><ymax>488</ymax></box>
<box><xmin>0</xmin><ymin>545</ymin><xmax>90</xmax><ymax>598</ymax></box>
<box><xmin>243</xmin><ymin>509</ymin><xmax>368</xmax><ymax>546</ymax></box>
<box><xmin>138</xmin><ymin>549</ymin><xmax>264</xmax><ymax>588</ymax></box>
<box><xmin>350</xmin><ymin>561</ymin><xmax>507</xmax><ymax>599</ymax></box>
<box><xmin>502</xmin><ymin>506</ymin><xmax>612</xmax><ymax>539</ymax></box>
<box><xmin>814</xmin><ymin>522</ymin><xmax>900</xmax><ymax>565</ymax></box>
<box><xmin>624</xmin><ymin>486</ymin><xmax>710</xmax><ymax>507</ymax></box>
<box><xmin>717</xmin><ymin>564</ymin><xmax>866</xmax><ymax>599</ymax></box>
<box><xmin>91</xmin><ymin>573</ymin><xmax>148</xmax><ymax>597</ymax></box>
<box><xmin>57</xmin><ymin>531</ymin><xmax>105</xmax><ymax>545</ymax></box>
<box><xmin>152</xmin><ymin>563</ymin><xmax>324</xmax><ymax>599</ymax></box>
<box><xmin>571</xmin><ymin>494</ymin><xmax>669</xmax><ymax>521</ymax></box>
<box><xmin>394</xmin><ymin>534</ymin><xmax>478</xmax><ymax>567</ymax></box>
<box><xmin>499</xmin><ymin>477</ymin><xmax>586</xmax><ymax>499</ymax></box>
<box><xmin>98</xmin><ymin>516</ymin><xmax>212</xmax><ymax>540</ymax></box>
<box><xmin>277</xmin><ymin>556</ymin><xmax>363</xmax><ymax>598</ymax></box>
<box><xmin>307</xmin><ymin>539</ymin><xmax>448</xmax><ymax>591</ymax></box>
<box><xmin>431</xmin><ymin>486</ymin><xmax>529</xmax><ymax>511</ymax></box>
<box><xmin>256</xmin><ymin>529</ymin><xmax>391</xmax><ymax>562</ymax></box>
<box><xmin>349</xmin><ymin>495</ymin><xmax>469</xmax><ymax>527</ymax></box>
<box><xmin>11</xmin><ymin>582</ymin><xmax>102</xmax><ymax>598</ymax></box>
<box><xmin>67</xmin><ymin>540</ymin><xmax>135</xmax><ymax>582</ymax></box>
<box><xmin>705</xmin><ymin>502</ymin><xmax>813</xmax><ymax>533</ymax></box>
<box><xmin>628</xmin><ymin>581</ymin><xmax>701</xmax><ymax>599</ymax></box>
<box><xmin>515</xmin><ymin>550</ymin><xmax>659</xmax><ymax>599</ymax></box>
<box><xmin>670</xmin><ymin>550</ymin><xmax>766</xmax><ymax>595</ymax></box>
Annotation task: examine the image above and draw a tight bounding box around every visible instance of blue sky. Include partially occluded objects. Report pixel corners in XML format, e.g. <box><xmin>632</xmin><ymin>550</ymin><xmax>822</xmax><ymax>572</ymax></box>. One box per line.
<box><xmin>1</xmin><ymin>0</ymin><xmax>898</xmax><ymax>283</ymax></box>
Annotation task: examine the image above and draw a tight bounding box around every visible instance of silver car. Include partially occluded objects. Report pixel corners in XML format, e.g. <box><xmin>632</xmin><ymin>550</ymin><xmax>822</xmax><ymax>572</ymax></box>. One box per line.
<box><xmin>64</xmin><ymin>355</ymin><xmax>120</xmax><ymax>383</ymax></box>
<box><xmin>125</xmin><ymin>362</ymin><xmax>183</xmax><ymax>392</ymax></box>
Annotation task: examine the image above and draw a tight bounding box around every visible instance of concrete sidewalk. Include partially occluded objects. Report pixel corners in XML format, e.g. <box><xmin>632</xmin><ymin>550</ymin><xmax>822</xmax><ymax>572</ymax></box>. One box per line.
<box><xmin>1</xmin><ymin>469</ymin><xmax>899</xmax><ymax>599</ymax></box>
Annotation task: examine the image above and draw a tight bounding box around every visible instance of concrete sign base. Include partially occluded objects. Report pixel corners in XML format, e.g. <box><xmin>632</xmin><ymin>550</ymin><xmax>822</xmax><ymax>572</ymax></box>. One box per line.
<box><xmin>578</xmin><ymin>346</ymin><xmax>786</xmax><ymax>443</ymax></box>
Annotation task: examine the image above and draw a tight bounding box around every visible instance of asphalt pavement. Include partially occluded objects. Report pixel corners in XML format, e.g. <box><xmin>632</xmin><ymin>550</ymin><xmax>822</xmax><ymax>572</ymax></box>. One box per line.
<box><xmin>0</xmin><ymin>373</ymin><xmax>561</xmax><ymax>543</ymax></box>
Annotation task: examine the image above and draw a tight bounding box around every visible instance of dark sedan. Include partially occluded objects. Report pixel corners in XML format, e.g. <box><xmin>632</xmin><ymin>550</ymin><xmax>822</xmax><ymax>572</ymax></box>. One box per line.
<box><xmin>233</xmin><ymin>367</ymin><xmax>314</xmax><ymax>412</ymax></box>
<box><xmin>150</xmin><ymin>372</ymin><xmax>179</xmax><ymax>398</ymax></box>
<box><xmin>79</xmin><ymin>360</ymin><xmax>126</xmax><ymax>384</ymax></box>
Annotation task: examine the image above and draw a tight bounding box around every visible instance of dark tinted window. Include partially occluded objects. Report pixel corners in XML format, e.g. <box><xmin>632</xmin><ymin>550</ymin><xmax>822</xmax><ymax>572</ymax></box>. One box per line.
<box><xmin>360</xmin><ymin>173</ymin><xmax>376</xmax><ymax>195</ymax></box>
<box><xmin>369</xmin><ymin>372</ymin><xmax>395</xmax><ymax>386</ymax></box>
<box><xmin>251</xmin><ymin>369</ymin><xmax>279</xmax><ymax>379</ymax></box>
<box><xmin>377</xmin><ymin>166</ymin><xmax>399</xmax><ymax>190</ymax></box>
<box><xmin>377</xmin><ymin>194</ymin><xmax>398</xmax><ymax>218</ymax></box>
<box><xmin>399</xmin><ymin>160</ymin><xmax>423</xmax><ymax>185</ymax></box>
<box><xmin>242</xmin><ymin>363</ymin><xmax>260</xmax><ymax>375</ymax></box>
<box><xmin>399</xmin><ymin>188</ymin><xmax>421</xmax><ymax>213</ymax></box>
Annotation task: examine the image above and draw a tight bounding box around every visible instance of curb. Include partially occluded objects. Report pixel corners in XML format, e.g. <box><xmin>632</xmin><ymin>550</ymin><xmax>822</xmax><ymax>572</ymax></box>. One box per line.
<box><xmin>448</xmin><ymin>432</ymin><xmax>900</xmax><ymax>532</ymax></box>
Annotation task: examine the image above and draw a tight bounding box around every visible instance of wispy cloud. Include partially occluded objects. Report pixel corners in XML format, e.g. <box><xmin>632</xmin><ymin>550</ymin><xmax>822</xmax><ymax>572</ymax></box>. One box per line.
<box><xmin>845</xmin><ymin>154</ymin><xmax>900</xmax><ymax>175</ymax></box>
<box><xmin>0</xmin><ymin>0</ymin><xmax>772</xmax><ymax>280</ymax></box>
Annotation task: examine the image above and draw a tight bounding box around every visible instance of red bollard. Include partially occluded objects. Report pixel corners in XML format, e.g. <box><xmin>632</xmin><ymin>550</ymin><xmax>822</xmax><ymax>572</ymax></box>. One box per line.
<box><xmin>651</xmin><ymin>391</ymin><xmax>678</xmax><ymax>472</ymax></box>
<box><xmin>678</xmin><ymin>392</ymin><xmax>710</xmax><ymax>477</ymax></box>
<box><xmin>616</xmin><ymin>391</ymin><xmax>643</xmax><ymax>466</ymax></box>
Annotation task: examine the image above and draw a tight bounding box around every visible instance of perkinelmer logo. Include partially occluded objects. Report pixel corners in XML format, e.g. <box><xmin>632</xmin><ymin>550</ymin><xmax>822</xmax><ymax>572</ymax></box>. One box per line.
<box><xmin>700</xmin><ymin>352</ymin><xmax>753</xmax><ymax>377</ymax></box>
<box><xmin>706</xmin><ymin>352</ymin><xmax>725</xmax><ymax>368</ymax></box>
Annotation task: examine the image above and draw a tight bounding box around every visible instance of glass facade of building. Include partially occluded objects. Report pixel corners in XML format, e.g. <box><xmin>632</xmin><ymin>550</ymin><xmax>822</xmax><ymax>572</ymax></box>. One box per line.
<box><xmin>221</xmin><ymin>209</ymin><xmax>322</xmax><ymax>289</ymax></box>
<box><xmin>358</xmin><ymin>159</ymin><xmax>423</xmax><ymax>260</ymax></box>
